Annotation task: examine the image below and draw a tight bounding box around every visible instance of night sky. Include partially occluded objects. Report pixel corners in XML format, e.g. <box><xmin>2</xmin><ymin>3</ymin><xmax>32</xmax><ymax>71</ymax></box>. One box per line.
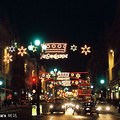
<box><xmin>0</xmin><ymin>0</ymin><xmax>117</xmax><ymax>72</ymax></box>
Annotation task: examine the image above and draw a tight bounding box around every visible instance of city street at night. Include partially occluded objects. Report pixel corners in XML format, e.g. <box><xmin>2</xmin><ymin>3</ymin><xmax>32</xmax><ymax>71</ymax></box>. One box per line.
<box><xmin>0</xmin><ymin>105</ymin><xmax>120</xmax><ymax>120</ymax></box>
<box><xmin>0</xmin><ymin>0</ymin><xmax>120</xmax><ymax>120</ymax></box>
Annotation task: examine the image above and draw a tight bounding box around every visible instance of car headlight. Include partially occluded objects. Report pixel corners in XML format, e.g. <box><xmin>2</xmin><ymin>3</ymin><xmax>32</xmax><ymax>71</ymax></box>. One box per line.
<box><xmin>50</xmin><ymin>105</ymin><xmax>53</xmax><ymax>109</ymax></box>
<box><xmin>86</xmin><ymin>108</ymin><xmax>90</xmax><ymax>110</ymax></box>
<box><xmin>106</xmin><ymin>107</ymin><xmax>110</xmax><ymax>111</ymax></box>
<box><xmin>76</xmin><ymin>105</ymin><xmax>79</xmax><ymax>109</ymax></box>
<box><xmin>65</xmin><ymin>103</ymin><xmax>69</xmax><ymax>106</ymax></box>
<box><xmin>62</xmin><ymin>105</ymin><xmax>65</xmax><ymax>108</ymax></box>
<box><xmin>96</xmin><ymin>107</ymin><xmax>102</xmax><ymax>111</ymax></box>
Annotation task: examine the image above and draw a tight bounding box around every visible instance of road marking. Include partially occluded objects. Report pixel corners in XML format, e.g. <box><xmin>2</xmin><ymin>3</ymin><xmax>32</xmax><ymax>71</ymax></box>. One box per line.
<box><xmin>50</xmin><ymin>116</ymin><xmax>54</xmax><ymax>120</ymax></box>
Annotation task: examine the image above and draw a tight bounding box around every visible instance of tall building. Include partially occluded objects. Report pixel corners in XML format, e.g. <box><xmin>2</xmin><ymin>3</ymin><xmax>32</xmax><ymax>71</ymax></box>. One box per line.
<box><xmin>0</xmin><ymin>9</ymin><xmax>14</xmax><ymax>103</ymax></box>
<box><xmin>104</xmin><ymin>0</ymin><xmax>120</xmax><ymax>103</ymax></box>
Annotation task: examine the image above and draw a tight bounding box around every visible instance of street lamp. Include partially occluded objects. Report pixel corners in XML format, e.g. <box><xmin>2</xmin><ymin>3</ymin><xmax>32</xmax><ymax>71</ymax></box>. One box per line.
<box><xmin>90</xmin><ymin>85</ymin><xmax>94</xmax><ymax>89</ymax></box>
<box><xmin>100</xmin><ymin>79</ymin><xmax>105</xmax><ymax>84</ymax></box>
<box><xmin>34</xmin><ymin>39</ymin><xmax>40</xmax><ymax>46</ymax></box>
<box><xmin>50</xmin><ymin>69</ymin><xmax>61</xmax><ymax>99</ymax></box>
<box><xmin>0</xmin><ymin>80</ymin><xmax>3</xmax><ymax>86</ymax></box>
<box><xmin>28</xmin><ymin>39</ymin><xmax>46</xmax><ymax>115</ymax></box>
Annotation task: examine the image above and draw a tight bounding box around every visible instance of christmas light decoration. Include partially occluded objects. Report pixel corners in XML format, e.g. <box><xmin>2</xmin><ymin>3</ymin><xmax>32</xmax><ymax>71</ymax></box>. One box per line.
<box><xmin>41</xmin><ymin>78</ymin><xmax>44</xmax><ymax>83</ymax></box>
<box><xmin>75</xmin><ymin>81</ymin><xmax>79</xmax><ymax>84</ymax></box>
<box><xmin>32</xmin><ymin>45</ymin><xmax>37</xmax><ymax>52</ymax></box>
<box><xmin>41</xmin><ymin>43</ymin><xmax>67</xmax><ymax>53</ymax></box>
<box><xmin>18</xmin><ymin>46</ymin><xmax>27</xmax><ymax>56</ymax></box>
<box><xmin>9</xmin><ymin>46</ymin><xmax>15</xmax><ymax>52</ymax></box>
<box><xmin>40</xmin><ymin>53</ymin><xmax>68</xmax><ymax>59</ymax></box>
<box><xmin>42</xmin><ymin>74</ymin><xmax>45</xmax><ymax>77</ymax></box>
<box><xmin>81</xmin><ymin>45</ymin><xmax>91</xmax><ymax>55</ymax></box>
<box><xmin>72</xmin><ymin>81</ymin><xmax>74</xmax><ymax>84</ymax></box>
<box><xmin>70</xmin><ymin>44</ymin><xmax>77</xmax><ymax>52</ymax></box>
<box><xmin>46</xmin><ymin>74</ymin><xmax>51</xmax><ymax>79</ymax></box>
<box><xmin>76</xmin><ymin>73</ymin><xmax>81</xmax><ymax>78</ymax></box>
<box><xmin>71</xmin><ymin>73</ymin><xmax>74</xmax><ymax>77</ymax></box>
<box><xmin>50</xmin><ymin>84</ymin><xmax>53</xmax><ymax>88</ymax></box>
<box><xmin>3</xmin><ymin>53</ymin><xmax>13</xmax><ymax>63</ymax></box>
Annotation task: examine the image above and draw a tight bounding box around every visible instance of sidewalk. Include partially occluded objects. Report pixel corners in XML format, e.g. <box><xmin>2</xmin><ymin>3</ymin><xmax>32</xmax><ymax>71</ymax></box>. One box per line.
<box><xmin>111</xmin><ymin>105</ymin><xmax>120</xmax><ymax>116</ymax></box>
<box><xmin>0</xmin><ymin>104</ymin><xmax>30</xmax><ymax>112</ymax></box>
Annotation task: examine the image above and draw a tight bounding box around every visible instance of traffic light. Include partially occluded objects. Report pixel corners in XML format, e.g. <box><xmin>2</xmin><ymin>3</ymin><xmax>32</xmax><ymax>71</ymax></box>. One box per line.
<box><xmin>32</xmin><ymin>77</ymin><xmax>36</xmax><ymax>82</ymax></box>
<box><xmin>32</xmin><ymin>77</ymin><xmax>37</xmax><ymax>90</ymax></box>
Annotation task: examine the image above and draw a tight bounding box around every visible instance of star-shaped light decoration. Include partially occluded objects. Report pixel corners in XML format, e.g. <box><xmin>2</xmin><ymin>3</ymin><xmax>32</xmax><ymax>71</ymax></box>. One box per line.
<box><xmin>76</xmin><ymin>73</ymin><xmax>81</xmax><ymax>78</ymax></box>
<box><xmin>9</xmin><ymin>46</ymin><xmax>15</xmax><ymax>52</ymax></box>
<box><xmin>71</xmin><ymin>73</ymin><xmax>74</xmax><ymax>77</ymax></box>
<box><xmin>32</xmin><ymin>45</ymin><xmax>37</xmax><ymax>52</ymax></box>
<box><xmin>18</xmin><ymin>46</ymin><xmax>27</xmax><ymax>56</ymax></box>
<box><xmin>81</xmin><ymin>45</ymin><xmax>91</xmax><ymax>55</ymax></box>
<box><xmin>46</xmin><ymin>74</ymin><xmax>51</xmax><ymax>79</ymax></box>
<box><xmin>70</xmin><ymin>44</ymin><xmax>77</xmax><ymax>52</ymax></box>
<box><xmin>49</xmin><ymin>84</ymin><xmax>53</xmax><ymax>88</ymax></box>
<box><xmin>75</xmin><ymin>81</ymin><xmax>79</xmax><ymax>85</ymax></box>
<box><xmin>3</xmin><ymin>53</ymin><xmax>13</xmax><ymax>63</ymax></box>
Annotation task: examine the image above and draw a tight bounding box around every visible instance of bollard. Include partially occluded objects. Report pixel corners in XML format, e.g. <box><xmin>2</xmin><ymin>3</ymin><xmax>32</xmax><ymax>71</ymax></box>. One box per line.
<box><xmin>32</xmin><ymin>105</ymin><xmax>37</xmax><ymax>116</ymax></box>
<box><xmin>40</xmin><ymin>104</ymin><xmax>42</xmax><ymax>114</ymax></box>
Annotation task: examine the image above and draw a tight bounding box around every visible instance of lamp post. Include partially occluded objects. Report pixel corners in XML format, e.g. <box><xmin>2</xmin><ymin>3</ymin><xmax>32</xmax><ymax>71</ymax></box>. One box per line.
<box><xmin>100</xmin><ymin>79</ymin><xmax>105</xmax><ymax>99</ymax></box>
<box><xmin>28</xmin><ymin>39</ymin><xmax>46</xmax><ymax>115</ymax></box>
<box><xmin>50</xmin><ymin>69</ymin><xmax>61</xmax><ymax>99</ymax></box>
<box><xmin>100</xmin><ymin>79</ymin><xmax>105</xmax><ymax>85</ymax></box>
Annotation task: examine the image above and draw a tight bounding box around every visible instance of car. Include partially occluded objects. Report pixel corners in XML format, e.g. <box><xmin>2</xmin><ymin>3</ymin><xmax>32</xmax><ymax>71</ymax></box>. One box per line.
<box><xmin>82</xmin><ymin>102</ymin><xmax>99</xmax><ymax>115</ymax></box>
<box><xmin>96</xmin><ymin>101</ymin><xmax>112</xmax><ymax>113</ymax></box>
<box><xmin>74</xmin><ymin>101</ymin><xmax>85</xmax><ymax>114</ymax></box>
<box><xmin>49</xmin><ymin>98</ymin><xmax>66</xmax><ymax>114</ymax></box>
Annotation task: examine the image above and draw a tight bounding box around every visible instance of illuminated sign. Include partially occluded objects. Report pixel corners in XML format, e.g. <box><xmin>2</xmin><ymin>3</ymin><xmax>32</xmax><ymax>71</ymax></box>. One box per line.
<box><xmin>40</xmin><ymin>53</ymin><xmax>68</xmax><ymax>59</ymax></box>
<box><xmin>57</xmin><ymin>72</ymin><xmax>70</xmax><ymax>80</ymax></box>
<box><xmin>41</xmin><ymin>43</ymin><xmax>67</xmax><ymax>53</ymax></box>
<box><xmin>62</xmin><ymin>81</ymin><xmax>71</xmax><ymax>86</ymax></box>
<box><xmin>57</xmin><ymin>72</ymin><xmax>69</xmax><ymax>77</ymax></box>
<box><xmin>41</xmin><ymin>43</ymin><xmax>68</xmax><ymax>59</ymax></box>
<box><xmin>78</xmin><ymin>89</ymin><xmax>91</xmax><ymax>95</ymax></box>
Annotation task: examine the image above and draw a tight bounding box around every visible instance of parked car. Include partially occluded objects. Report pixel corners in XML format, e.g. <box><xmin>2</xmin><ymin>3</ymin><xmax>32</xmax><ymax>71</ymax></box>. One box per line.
<box><xmin>49</xmin><ymin>98</ymin><xmax>66</xmax><ymax>114</ymax></box>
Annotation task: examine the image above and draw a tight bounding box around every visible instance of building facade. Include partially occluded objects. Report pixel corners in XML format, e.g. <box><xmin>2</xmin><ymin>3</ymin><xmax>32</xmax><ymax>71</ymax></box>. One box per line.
<box><xmin>0</xmin><ymin>10</ymin><xmax>14</xmax><ymax>104</ymax></box>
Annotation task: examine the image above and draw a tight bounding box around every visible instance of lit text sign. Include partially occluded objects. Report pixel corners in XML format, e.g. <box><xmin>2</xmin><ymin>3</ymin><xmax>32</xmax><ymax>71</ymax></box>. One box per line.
<box><xmin>40</xmin><ymin>53</ymin><xmax>68</xmax><ymax>59</ymax></box>
<box><xmin>62</xmin><ymin>81</ymin><xmax>71</xmax><ymax>86</ymax></box>
<box><xmin>57</xmin><ymin>72</ymin><xmax>70</xmax><ymax>80</ymax></box>
<box><xmin>41</xmin><ymin>43</ymin><xmax>68</xmax><ymax>59</ymax></box>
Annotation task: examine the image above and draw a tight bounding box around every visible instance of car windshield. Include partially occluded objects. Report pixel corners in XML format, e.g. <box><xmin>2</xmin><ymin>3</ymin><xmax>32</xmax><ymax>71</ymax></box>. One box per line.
<box><xmin>85</xmin><ymin>102</ymin><xmax>95</xmax><ymax>106</ymax></box>
<box><xmin>97</xmin><ymin>102</ymin><xmax>110</xmax><ymax>105</ymax></box>
<box><xmin>55</xmin><ymin>99</ymin><xmax>64</xmax><ymax>103</ymax></box>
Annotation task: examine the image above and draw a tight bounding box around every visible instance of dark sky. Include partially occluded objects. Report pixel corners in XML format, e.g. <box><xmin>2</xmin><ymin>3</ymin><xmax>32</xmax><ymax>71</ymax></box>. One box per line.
<box><xmin>1</xmin><ymin>0</ymin><xmax>117</xmax><ymax>72</ymax></box>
